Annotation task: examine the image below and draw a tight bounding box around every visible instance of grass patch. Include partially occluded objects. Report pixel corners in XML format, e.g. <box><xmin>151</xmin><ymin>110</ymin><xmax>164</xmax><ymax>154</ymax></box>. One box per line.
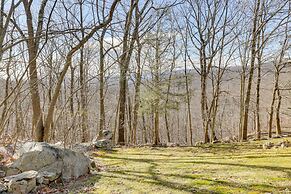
<box><xmin>73</xmin><ymin>138</ymin><xmax>291</xmax><ymax>194</ymax></box>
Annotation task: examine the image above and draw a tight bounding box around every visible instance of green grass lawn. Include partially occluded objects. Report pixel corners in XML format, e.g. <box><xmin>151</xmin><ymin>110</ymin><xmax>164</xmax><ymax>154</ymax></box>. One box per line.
<box><xmin>73</xmin><ymin>138</ymin><xmax>291</xmax><ymax>194</ymax></box>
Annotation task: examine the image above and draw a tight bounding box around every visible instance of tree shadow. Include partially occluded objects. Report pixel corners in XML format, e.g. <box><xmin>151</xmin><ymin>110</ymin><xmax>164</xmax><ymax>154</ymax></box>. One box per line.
<box><xmin>99</xmin><ymin>163</ymin><xmax>219</xmax><ymax>194</ymax></box>
<box><xmin>100</xmin><ymin>154</ymin><xmax>291</xmax><ymax>181</ymax></box>
<box><xmin>68</xmin><ymin>149</ymin><xmax>291</xmax><ymax>193</ymax></box>
<box><xmin>107</xmin><ymin>167</ymin><xmax>290</xmax><ymax>193</ymax></box>
<box><xmin>119</xmin><ymin>151</ymin><xmax>291</xmax><ymax>160</ymax></box>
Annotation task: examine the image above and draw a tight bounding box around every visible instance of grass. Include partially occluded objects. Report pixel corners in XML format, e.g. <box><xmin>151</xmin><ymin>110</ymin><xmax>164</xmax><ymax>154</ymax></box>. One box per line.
<box><xmin>72</xmin><ymin>138</ymin><xmax>291</xmax><ymax>194</ymax></box>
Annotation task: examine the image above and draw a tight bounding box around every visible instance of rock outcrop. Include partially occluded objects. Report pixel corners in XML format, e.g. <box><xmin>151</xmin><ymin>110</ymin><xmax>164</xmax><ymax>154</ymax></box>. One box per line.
<box><xmin>0</xmin><ymin>142</ymin><xmax>92</xmax><ymax>194</ymax></box>
<box><xmin>10</xmin><ymin>142</ymin><xmax>91</xmax><ymax>180</ymax></box>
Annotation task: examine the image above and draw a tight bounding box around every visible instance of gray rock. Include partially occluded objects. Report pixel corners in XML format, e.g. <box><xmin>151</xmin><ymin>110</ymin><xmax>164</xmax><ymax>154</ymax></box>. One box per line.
<box><xmin>40</xmin><ymin>171</ymin><xmax>59</xmax><ymax>182</ymax></box>
<box><xmin>37</xmin><ymin>171</ymin><xmax>60</xmax><ymax>185</ymax></box>
<box><xmin>4</xmin><ymin>170</ymin><xmax>37</xmax><ymax>194</ymax></box>
<box><xmin>10</xmin><ymin>142</ymin><xmax>91</xmax><ymax>181</ymax></box>
<box><xmin>92</xmin><ymin>130</ymin><xmax>113</xmax><ymax>150</ymax></box>
<box><xmin>7</xmin><ymin>179</ymin><xmax>36</xmax><ymax>194</ymax></box>
<box><xmin>5</xmin><ymin>167</ymin><xmax>21</xmax><ymax>176</ymax></box>
<box><xmin>72</xmin><ymin>142</ymin><xmax>95</xmax><ymax>153</ymax></box>
<box><xmin>36</xmin><ymin>174</ymin><xmax>44</xmax><ymax>185</ymax></box>
<box><xmin>4</xmin><ymin>171</ymin><xmax>38</xmax><ymax>182</ymax></box>
<box><xmin>39</xmin><ymin>160</ymin><xmax>63</xmax><ymax>176</ymax></box>
<box><xmin>94</xmin><ymin>139</ymin><xmax>112</xmax><ymax>150</ymax></box>
<box><xmin>11</xmin><ymin>144</ymin><xmax>60</xmax><ymax>172</ymax></box>
<box><xmin>54</xmin><ymin>141</ymin><xmax>64</xmax><ymax>148</ymax></box>
<box><xmin>13</xmin><ymin>142</ymin><xmax>59</xmax><ymax>161</ymax></box>
<box><xmin>61</xmin><ymin>149</ymin><xmax>91</xmax><ymax>180</ymax></box>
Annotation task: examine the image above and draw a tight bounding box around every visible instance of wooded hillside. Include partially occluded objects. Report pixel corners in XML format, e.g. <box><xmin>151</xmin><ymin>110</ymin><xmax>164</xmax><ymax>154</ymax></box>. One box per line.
<box><xmin>0</xmin><ymin>0</ymin><xmax>290</xmax><ymax>146</ymax></box>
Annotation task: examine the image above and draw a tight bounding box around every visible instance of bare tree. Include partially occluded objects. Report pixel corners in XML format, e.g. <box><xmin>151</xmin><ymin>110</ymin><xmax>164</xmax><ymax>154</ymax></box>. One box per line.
<box><xmin>42</xmin><ymin>0</ymin><xmax>120</xmax><ymax>141</ymax></box>
<box><xmin>117</xmin><ymin>0</ymin><xmax>137</xmax><ymax>145</ymax></box>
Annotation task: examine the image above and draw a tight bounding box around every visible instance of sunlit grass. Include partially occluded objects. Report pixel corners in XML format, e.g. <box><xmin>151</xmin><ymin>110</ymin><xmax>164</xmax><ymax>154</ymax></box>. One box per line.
<box><xmin>76</xmin><ymin>138</ymin><xmax>291</xmax><ymax>194</ymax></box>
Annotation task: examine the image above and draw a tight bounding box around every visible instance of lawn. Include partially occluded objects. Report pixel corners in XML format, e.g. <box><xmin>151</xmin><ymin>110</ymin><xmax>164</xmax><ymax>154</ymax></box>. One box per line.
<box><xmin>72</xmin><ymin>138</ymin><xmax>291</xmax><ymax>194</ymax></box>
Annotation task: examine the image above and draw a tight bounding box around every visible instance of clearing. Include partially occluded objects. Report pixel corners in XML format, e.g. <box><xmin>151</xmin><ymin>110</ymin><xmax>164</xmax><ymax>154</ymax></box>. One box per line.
<box><xmin>70</xmin><ymin>138</ymin><xmax>291</xmax><ymax>194</ymax></box>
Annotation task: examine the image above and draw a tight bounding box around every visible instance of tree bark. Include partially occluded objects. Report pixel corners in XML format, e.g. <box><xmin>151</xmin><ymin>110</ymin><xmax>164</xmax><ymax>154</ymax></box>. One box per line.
<box><xmin>117</xmin><ymin>0</ymin><xmax>137</xmax><ymax>145</ymax></box>
<box><xmin>98</xmin><ymin>29</ymin><xmax>107</xmax><ymax>137</ymax></box>
<box><xmin>242</xmin><ymin>0</ymin><xmax>261</xmax><ymax>141</ymax></box>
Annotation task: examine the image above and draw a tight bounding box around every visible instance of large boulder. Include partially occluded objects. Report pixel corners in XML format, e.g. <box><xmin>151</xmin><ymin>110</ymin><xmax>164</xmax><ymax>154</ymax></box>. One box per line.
<box><xmin>12</xmin><ymin>142</ymin><xmax>61</xmax><ymax>172</ymax></box>
<box><xmin>60</xmin><ymin>148</ymin><xmax>91</xmax><ymax>180</ymax></box>
<box><xmin>9</xmin><ymin>142</ymin><xmax>91</xmax><ymax>181</ymax></box>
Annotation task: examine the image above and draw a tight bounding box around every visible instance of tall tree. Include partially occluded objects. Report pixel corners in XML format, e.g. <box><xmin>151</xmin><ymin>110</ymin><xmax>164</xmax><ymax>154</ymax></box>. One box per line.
<box><xmin>117</xmin><ymin>0</ymin><xmax>137</xmax><ymax>145</ymax></box>
<box><xmin>241</xmin><ymin>0</ymin><xmax>261</xmax><ymax>141</ymax></box>
<box><xmin>22</xmin><ymin>0</ymin><xmax>53</xmax><ymax>141</ymax></box>
<box><xmin>43</xmin><ymin>0</ymin><xmax>120</xmax><ymax>141</ymax></box>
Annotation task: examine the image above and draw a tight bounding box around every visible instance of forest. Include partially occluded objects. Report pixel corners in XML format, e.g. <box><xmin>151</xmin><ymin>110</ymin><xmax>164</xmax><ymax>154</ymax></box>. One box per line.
<box><xmin>0</xmin><ymin>0</ymin><xmax>290</xmax><ymax>193</ymax></box>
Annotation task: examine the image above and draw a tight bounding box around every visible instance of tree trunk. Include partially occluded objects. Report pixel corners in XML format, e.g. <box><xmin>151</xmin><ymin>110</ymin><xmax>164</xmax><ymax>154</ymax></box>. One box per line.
<box><xmin>241</xmin><ymin>0</ymin><xmax>261</xmax><ymax>141</ymax></box>
<box><xmin>255</xmin><ymin>40</ymin><xmax>262</xmax><ymax>140</ymax></box>
<box><xmin>132</xmin><ymin>45</ymin><xmax>142</xmax><ymax>144</ymax></box>
<box><xmin>276</xmin><ymin>91</ymin><xmax>282</xmax><ymax>136</ymax></box>
<box><xmin>79</xmin><ymin>2</ymin><xmax>88</xmax><ymax>142</ymax></box>
<box><xmin>117</xmin><ymin>0</ymin><xmax>136</xmax><ymax>145</ymax></box>
<box><xmin>269</xmin><ymin>82</ymin><xmax>276</xmax><ymax>138</ymax></box>
<box><xmin>127</xmin><ymin>91</ymin><xmax>132</xmax><ymax>144</ymax></box>
<box><xmin>118</xmin><ymin>67</ymin><xmax>127</xmax><ymax>144</ymax></box>
<box><xmin>43</xmin><ymin>0</ymin><xmax>120</xmax><ymax>141</ymax></box>
<box><xmin>98</xmin><ymin>29</ymin><xmax>106</xmax><ymax>137</ymax></box>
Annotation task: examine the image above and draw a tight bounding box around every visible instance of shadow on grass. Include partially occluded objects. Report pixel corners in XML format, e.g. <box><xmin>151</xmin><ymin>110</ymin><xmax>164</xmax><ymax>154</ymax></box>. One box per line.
<box><xmin>100</xmin><ymin>154</ymin><xmax>291</xmax><ymax>181</ymax></box>
<box><xmin>97</xmin><ymin>162</ymin><xmax>220</xmax><ymax>194</ymax></box>
<box><xmin>121</xmin><ymin>151</ymin><xmax>291</xmax><ymax>160</ymax></box>
<box><xmin>107</xmin><ymin>167</ymin><xmax>290</xmax><ymax>193</ymax></box>
<box><xmin>74</xmin><ymin>148</ymin><xmax>291</xmax><ymax>193</ymax></box>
